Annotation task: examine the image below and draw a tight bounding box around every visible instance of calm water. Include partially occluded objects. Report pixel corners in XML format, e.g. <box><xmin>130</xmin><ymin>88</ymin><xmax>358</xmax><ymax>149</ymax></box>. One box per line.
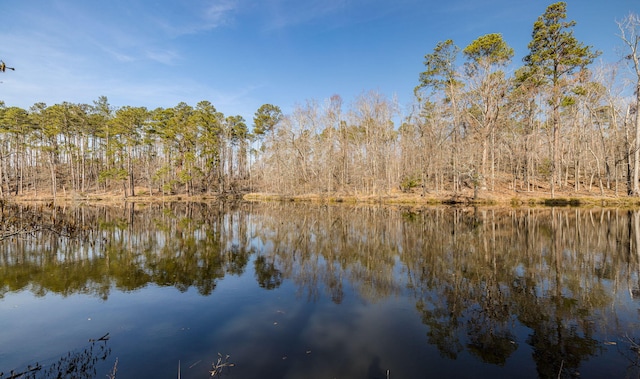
<box><xmin>2</xmin><ymin>202</ymin><xmax>640</xmax><ymax>378</ymax></box>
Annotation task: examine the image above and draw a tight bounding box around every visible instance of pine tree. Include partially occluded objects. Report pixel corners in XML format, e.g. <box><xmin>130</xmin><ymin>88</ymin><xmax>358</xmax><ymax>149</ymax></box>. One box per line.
<box><xmin>523</xmin><ymin>2</ymin><xmax>600</xmax><ymax>197</ymax></box>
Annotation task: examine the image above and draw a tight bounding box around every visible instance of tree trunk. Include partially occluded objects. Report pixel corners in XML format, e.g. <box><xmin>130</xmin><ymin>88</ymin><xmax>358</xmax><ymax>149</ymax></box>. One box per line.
<box><xmin>551</xmin><ymin>101</ymin><xmax>560</xmax><ymax>198</ymax></box>
<box><xmin>128</xmin><ymin>145</ymin><xmax>135</xmax><ymax>197</ymax></box>
<box><xmin>634</xmin><ymin>85</ymin><xmax>640</xmax><ymax>196</ymax></box>
<box><xmin>48</xmin><ymin>152</ymin><xmax>57</xmax><ymax>200</ymax></box>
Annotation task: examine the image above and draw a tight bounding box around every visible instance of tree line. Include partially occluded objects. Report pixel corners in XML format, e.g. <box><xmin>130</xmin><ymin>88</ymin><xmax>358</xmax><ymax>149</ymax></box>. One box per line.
<box><xmin>0</xmin><ymin>97</ymin><xmax>274</xmax><ymax>198</ymax></box>
<box><xmin>1</xmin><ymin>2</ymin><xmax>639</xmax><ymax>199</ymax></box>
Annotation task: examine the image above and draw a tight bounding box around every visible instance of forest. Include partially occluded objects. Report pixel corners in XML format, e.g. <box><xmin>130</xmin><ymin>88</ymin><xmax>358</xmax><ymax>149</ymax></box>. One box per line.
<box><xmin>1</xmin><ymin>2</ymin><xmax>639</xmax><ymax>201</ymax></box>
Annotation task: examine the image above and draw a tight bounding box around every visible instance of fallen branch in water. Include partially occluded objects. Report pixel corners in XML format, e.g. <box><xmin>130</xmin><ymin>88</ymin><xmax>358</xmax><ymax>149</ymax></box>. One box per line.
<box><xmin>210</xmin><ymin>353</ymin><xmax>234</xmax><ymax>377</ymax></box>
<box><xmin>89</xmin><ymin>332</ymin><xmax>110</xmax><ymax>342</ymax></box>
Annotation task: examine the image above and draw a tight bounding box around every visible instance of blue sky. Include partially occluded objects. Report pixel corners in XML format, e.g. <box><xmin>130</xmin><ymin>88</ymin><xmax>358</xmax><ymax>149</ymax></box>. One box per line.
<box><xmin>0</xmin><ymin>0</ymin><xmax>637</xmax><ymax>124</ymax></box>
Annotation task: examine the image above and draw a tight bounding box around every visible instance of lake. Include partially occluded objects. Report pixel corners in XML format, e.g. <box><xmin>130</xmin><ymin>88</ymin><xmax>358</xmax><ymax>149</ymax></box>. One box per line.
<box><xmin>1</xmin><ymin>202</ymin><xmax>640</xmax><ymax>378</ymax></box>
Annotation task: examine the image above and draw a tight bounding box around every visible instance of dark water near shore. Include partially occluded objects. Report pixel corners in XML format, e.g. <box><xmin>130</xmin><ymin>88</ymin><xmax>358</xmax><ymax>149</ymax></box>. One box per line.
<box><xmin>2</xmin><ymin>202</ymin><xmax>640</xmax><ymax>378</ymax></box>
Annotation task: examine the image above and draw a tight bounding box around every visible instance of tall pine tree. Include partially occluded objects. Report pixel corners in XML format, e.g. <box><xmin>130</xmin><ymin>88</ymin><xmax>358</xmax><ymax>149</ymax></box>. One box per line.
<box><xmin>524</xmin><ymin>2</ymin><xmax>600</xmax><ymax>197</ymax></box>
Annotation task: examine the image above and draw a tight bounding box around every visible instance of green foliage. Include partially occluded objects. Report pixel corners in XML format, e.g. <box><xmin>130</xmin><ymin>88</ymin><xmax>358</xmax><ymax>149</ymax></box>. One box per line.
<box><xmin>98</xmin><ymin>167</ymin><xmax>127</xmax><ymax>183</ymax></box>
<box><xmin>523</xmin><ymin>2</ymin><xmax>600</xmax><ymax>84</ymax></box>
<box><xmin>561</xmin><ymin>96</ymin><xmax>576</xmax><ymax>107</ymax></box>
<box><xmin>111</xmin><ymin>106</ymin><xmax>148</xmax><ymax>141</ymax></box>
<box><xmin>226</xmin><ymin>115</ymin><xmax>248</xmax><ymax>144</ymax></box>
<box><xmin>0</xmin><ymin>106</ymin><xmax>30</xmax><ymax>134</ymax></box>
<box><xmin>163</xmin><ymin>179</ymin><xmax>179</xmax><ymax>194</ymax></box>
<box><xmin>537</xmin><ymin>158</ymin><xmax>552</xmax><ymax>177</ymax></box>
<box><xmin>253</xmin><ymin>103</ymin><xmax>283</xmax><ymax>136</ymax></box>
<box><xmin>178</xmin><ymin>169</ymin><xmax>193</xmax><ymax>184</ymax></box>
<box><xmin>416</xmin><ymin>39</ymin><xmax>461</xmax><ymax>98</ymax></box>
<box><xmin>571</xmin><ymin>86</ymin><xmax>587</xmax><ymax>96</ymax></box>
<box><xmin>463</xmin><ymin>33</ymin><xmax>514</xmax><ymax>74</ymax></box>
<box><xmin>400</xmin><ymin>176</ymin><xmax>421</xmax><ymax>192</ymax></box>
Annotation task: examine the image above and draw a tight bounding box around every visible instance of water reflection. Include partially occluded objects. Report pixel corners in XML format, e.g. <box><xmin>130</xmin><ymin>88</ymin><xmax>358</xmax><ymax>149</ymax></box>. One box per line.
<box><xmin>0</xmin><ymin>202</ymin><xmax>253</xmax><ymax>299</ymax></box>
<box><xmin>403</xmin><ymin>208</ymin><xmax>612</xmax><ymax>377</ymax></box>
<box><xmin>2</xmin><ymin>203</ymin><xmax>640</xmax><ymax>378</ymax></box>
<box><xmin>1</xmin><ymin>334</ymin><xmax>111</xmax><ymax>379</ymax></box>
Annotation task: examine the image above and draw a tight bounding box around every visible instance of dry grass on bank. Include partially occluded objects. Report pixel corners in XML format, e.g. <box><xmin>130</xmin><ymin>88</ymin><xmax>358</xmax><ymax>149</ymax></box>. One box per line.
<box><xmin>243</xmin><ymin>185</ymin><xmax>640</xmax><ymax>208</ymax></box>
<box><xmin>6</xmin><ymin>184</ymin><xmax>640</xmax><ymax>208</ymax></box>
<box><xmin>4</xmin><ymin>188</ymin><xmax>238</xmax><ymax>205</ymax></box>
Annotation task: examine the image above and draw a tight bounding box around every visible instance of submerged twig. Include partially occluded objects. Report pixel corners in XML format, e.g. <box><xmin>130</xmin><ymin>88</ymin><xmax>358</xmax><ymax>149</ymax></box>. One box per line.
<box><xmin>107</xmin><ymin>357</ymin><xmax>118</xmax><ymax>379</ymax></box>
<box><xmin>625</xmin><ymin>334</ymin><xmax>640</xmax><ymax>353</ymax></box>
<box><xmin>210</xmin><ymin>353</ymin><xmax>234</xmax><ymax>377</ymax></box>
<box><xmin>89</xmin><ymin>333</ymin><xmax>110</xmax><ymax>342</ymax></box>
<box><xmin>557</xmin><ymin>359</ymin><xmax>564</xmax><ymax>379</ymax></box>
<box><xmin>2</xmin><ymin>363</ymin><xmax>42</xmax><ymax>379</ymax></box>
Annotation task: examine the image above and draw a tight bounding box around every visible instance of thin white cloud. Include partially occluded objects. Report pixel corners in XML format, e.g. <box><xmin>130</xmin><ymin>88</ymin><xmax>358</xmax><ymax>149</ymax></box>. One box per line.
<box><xmin>263</xmin><ymin>0</ymin><xmax>350</xmax><ymax>30</ymax></box>
<box><xmin>202</xmin><ymin>0</ymin><xmax>238</xmax><ymax>28</ymax></box>
<box><xmin>145</xmin><ymin>49</ymin><xmax>181</xmax><ymax>65</ymax></box>
<box><xmin>152</xmin><ymin>0</ymin><xmax>239</xmax><ymax>37</ymax></box>
<box><xmin>99</xmin><ymin>46</ymin><xmax>137</xmax><ymax>63</ymax></box>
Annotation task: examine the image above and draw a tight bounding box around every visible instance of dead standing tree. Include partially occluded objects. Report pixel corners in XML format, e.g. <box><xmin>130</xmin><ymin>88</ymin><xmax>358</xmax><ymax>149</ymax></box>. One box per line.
<box><xmin>618</xmin><ymin>13</ymin><xmax>640</xmax><ymax>195</ymax></box>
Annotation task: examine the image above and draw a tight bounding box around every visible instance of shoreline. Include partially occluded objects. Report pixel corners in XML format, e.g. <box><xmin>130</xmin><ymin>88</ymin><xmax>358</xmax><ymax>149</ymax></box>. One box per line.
<box><xmin>3</xmin><ymin>188</ymin><xmax>640</xmax><ymax>208</ymax></box>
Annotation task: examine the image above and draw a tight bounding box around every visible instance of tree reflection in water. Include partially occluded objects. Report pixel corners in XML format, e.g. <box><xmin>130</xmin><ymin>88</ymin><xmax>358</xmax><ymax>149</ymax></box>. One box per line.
<box><xmin>2</xmin><ymin>203</ymin><xmax>640</xmax><ymax>378</ymax></box>
<box><xmin>254</xmin><ymin>255</ymin><xmax>283</xmax><ymax>290</ymax></box>
<box><xmin>403</xmin><ymin>207</ymin><xmax>623</xmax><ymax>377</ymax></box>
